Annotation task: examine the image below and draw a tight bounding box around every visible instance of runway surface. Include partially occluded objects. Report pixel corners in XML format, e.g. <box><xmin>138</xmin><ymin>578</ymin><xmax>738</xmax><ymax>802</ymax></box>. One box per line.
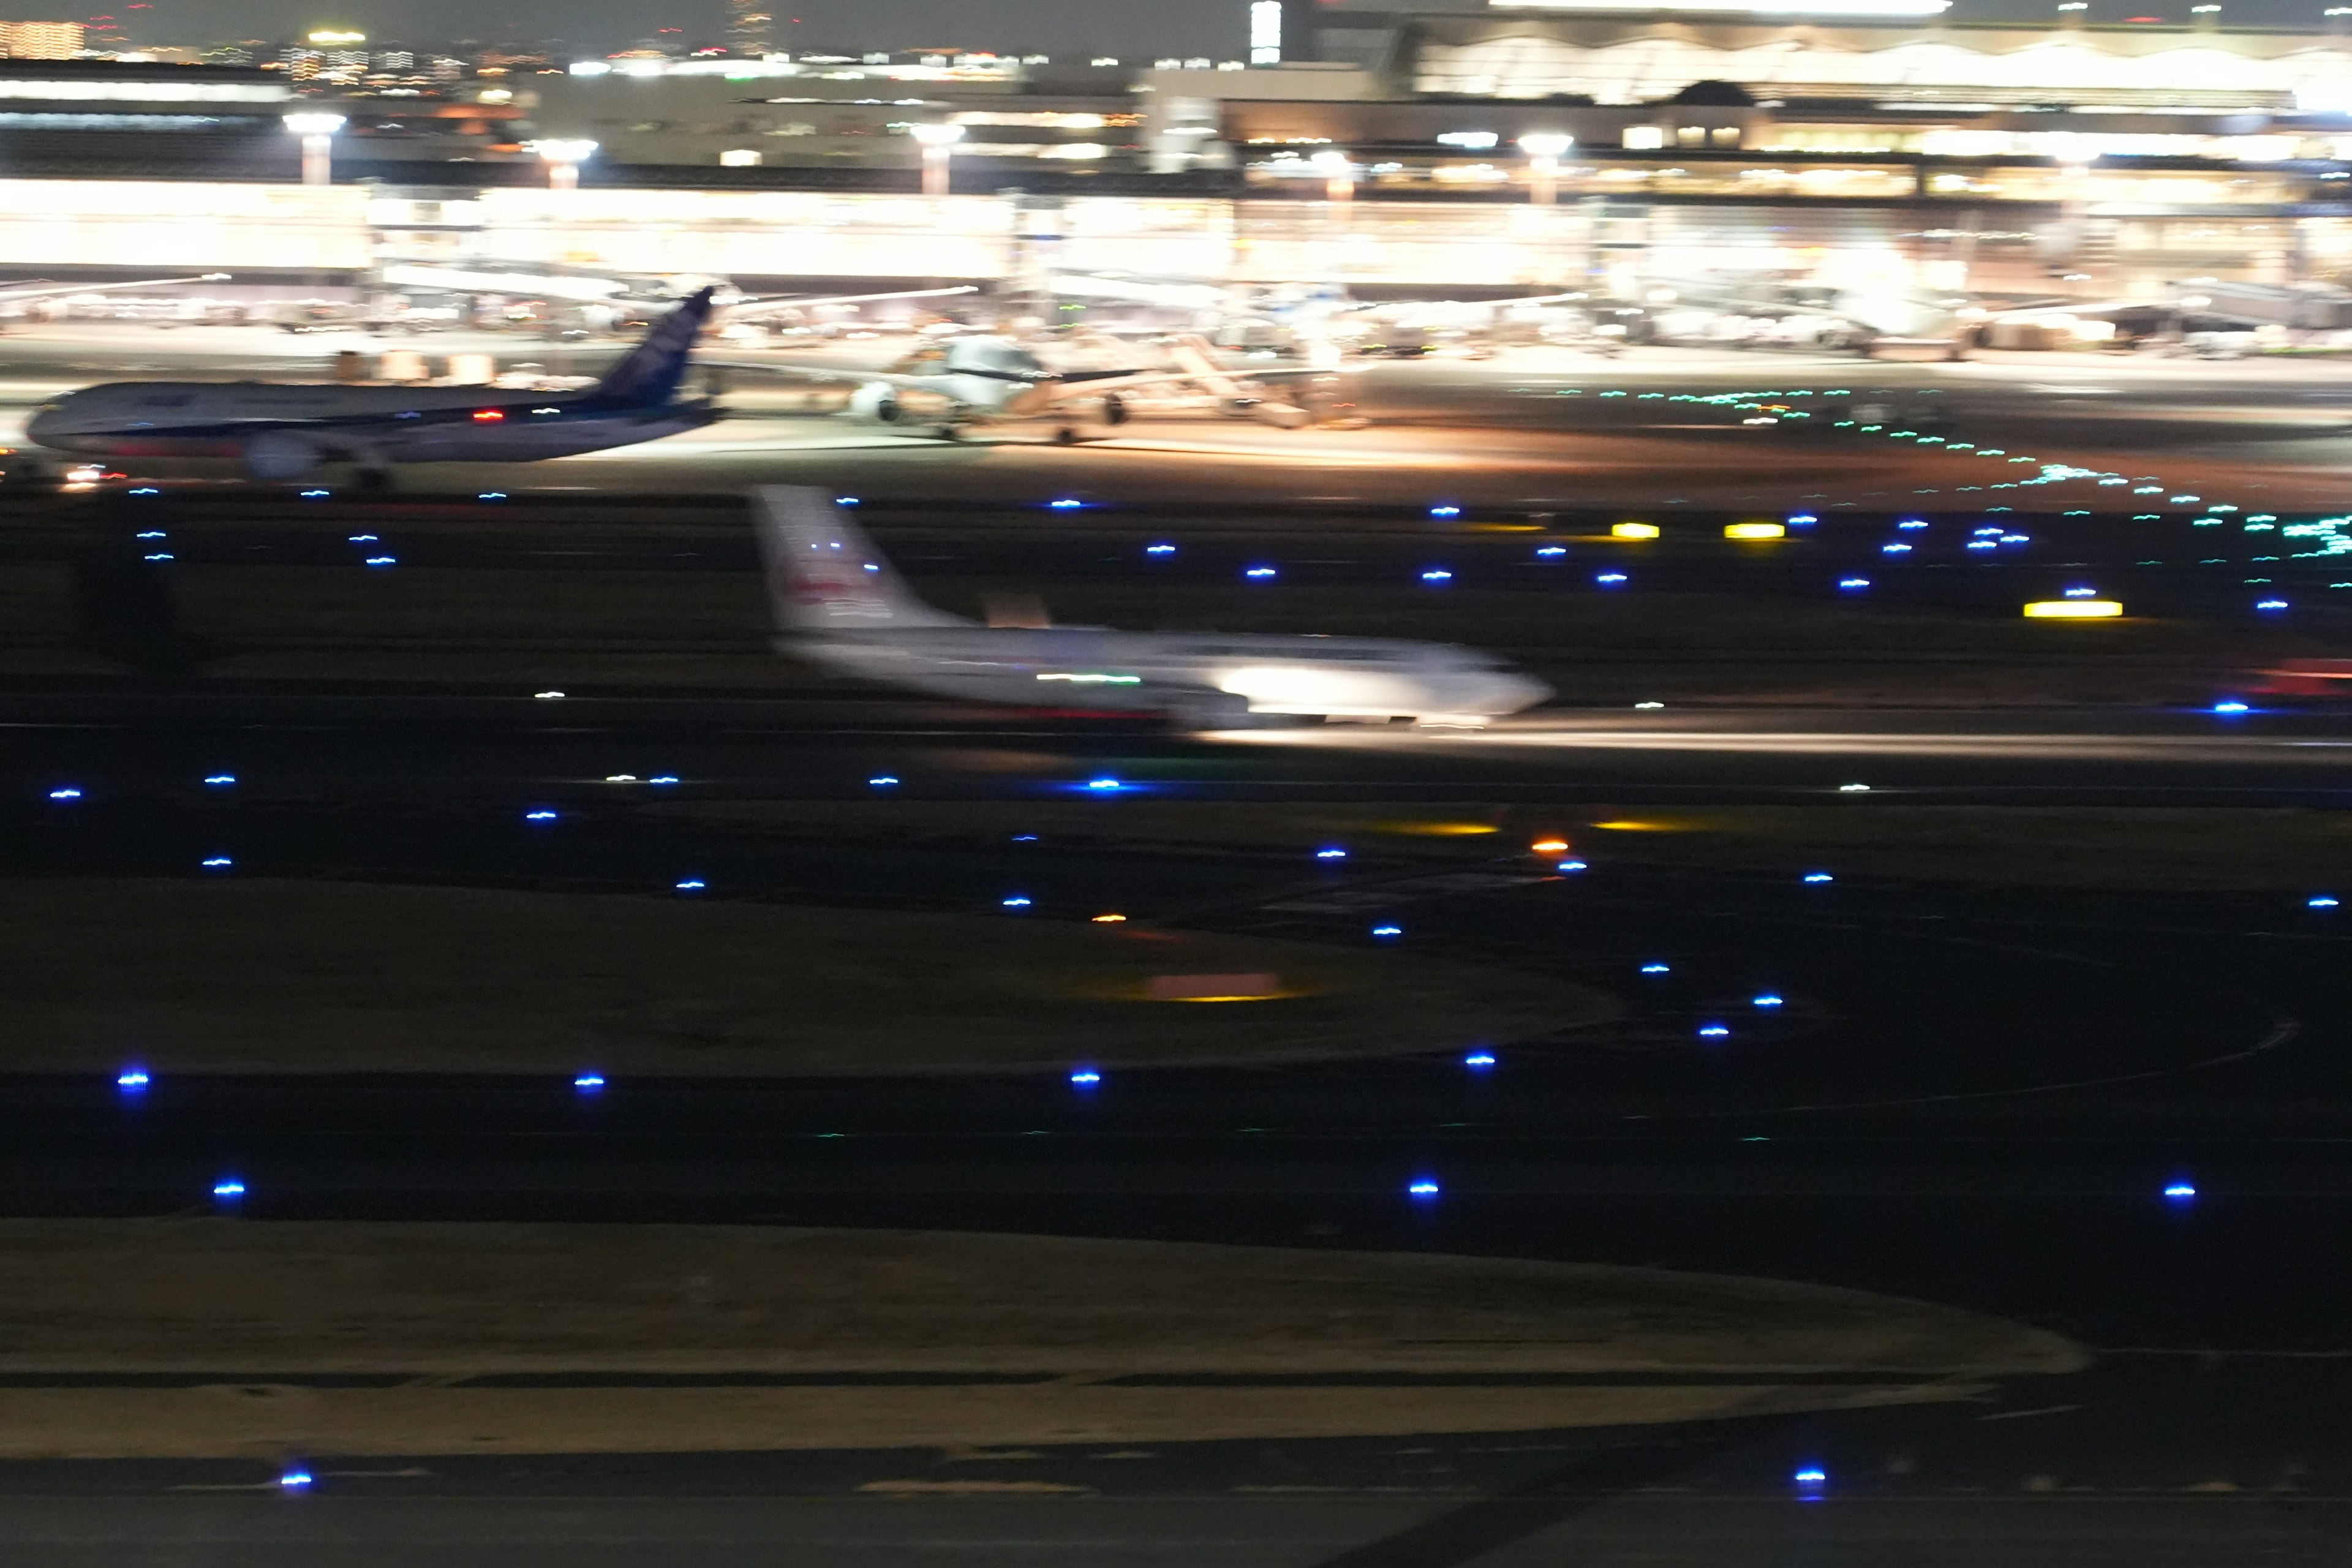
<box><xmin>3</xmin><ymin>320</ymin><xmax>2352</xmax><ymax>1562</ymax></box>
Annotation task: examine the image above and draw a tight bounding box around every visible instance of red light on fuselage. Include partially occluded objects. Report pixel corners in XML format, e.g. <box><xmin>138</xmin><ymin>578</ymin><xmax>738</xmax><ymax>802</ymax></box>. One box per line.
<box><xmin>473</xmin><ymin>409</ymin><xmax>505</xmax><ymax>422</ymax></box>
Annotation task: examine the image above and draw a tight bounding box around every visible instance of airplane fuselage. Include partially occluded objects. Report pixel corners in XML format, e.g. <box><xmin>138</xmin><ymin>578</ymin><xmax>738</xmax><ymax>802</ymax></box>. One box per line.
<box><xmin>26</xmin><ymin>380</ymin><xmax>717</xmax><ymax>465</ymax></box>
<box><xmin>785</xmin><ymin>625</ymin><xmax>1547</xmax><ymax>722</ymax></box>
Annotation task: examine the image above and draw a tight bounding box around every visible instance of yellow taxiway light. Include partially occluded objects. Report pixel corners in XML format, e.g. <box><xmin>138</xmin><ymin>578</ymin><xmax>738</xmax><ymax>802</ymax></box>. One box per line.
<box><xmin>1724</xmin><ymin>521</ymin><xmax>1785</xmax><ymax>540</ymax></box>
<box><xmin>1091</xmin><ymin>913</ymin><xmax>1128</xmax><ymax>923</ymax></box>
<box><xmin>1529</xmin><ymin>837</ymin><xmax>1570</xmax><ymax>854</ymax></box>
<box><xmin>2022</xmin><ymin>600</ymin><xmax>2123</xmax><ymax>619</ymax></box>
<box><xmin>1610</xmin><ymin>521</ymin><xmax>1660</xmax><ymax>540</ymax></box>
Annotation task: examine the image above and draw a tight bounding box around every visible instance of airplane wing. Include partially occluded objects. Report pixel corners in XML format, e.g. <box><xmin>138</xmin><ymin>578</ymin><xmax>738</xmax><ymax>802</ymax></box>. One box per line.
<box><xmin>723</xmin><ymin>285</ymin><xmax>981</xmax><ymax>319</ymax></box>
<box><xmin>1</xmin><ymin>273</ymin><xmax>229</xmax><ymax>304</ymax></box>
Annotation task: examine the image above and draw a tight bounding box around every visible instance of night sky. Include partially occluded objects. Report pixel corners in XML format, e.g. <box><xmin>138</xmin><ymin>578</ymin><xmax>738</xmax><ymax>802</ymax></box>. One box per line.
<box><xmin>132</xmin><ymin>0</ymin><xmax>2342</xmax><ymax>59</ymax></box>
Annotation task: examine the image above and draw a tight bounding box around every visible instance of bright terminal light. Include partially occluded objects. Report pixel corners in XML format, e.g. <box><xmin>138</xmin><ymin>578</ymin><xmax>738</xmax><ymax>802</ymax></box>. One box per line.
<box><xmin>908</xmin><ymin>121</ymin><xmax>967</xmax><ymax>146</ymax></box>
<box><xmin>528</xmin><ymin>138</ymin><xmax>599</xmax><ymax>164</ymax></box>
<box><xmin>2023</xmin><ymin>599</ymin><xmax>2123</xmax><ymax>619</ymax></box>
<box><xmin>306</xmin><ymin>29</ymin><xmax>366</xmax><ymax>43</ymax></box>
<box><xmin>1438</xmin><ymin>130</ymin><xmax>1501</xmax><ymax>149</ymax></box>
<box><xmin>1725</xmin><ymin>522</ymin><xmax>1785</xmax><ymax>539</ymax></box>
<box><xmin>1611</xmin><ymin>521</ymin><xmax>1659</xmax><ymax>539</ymax></box>
<box><xmin>282</xmin><ymin>112</ymin><xmax>345</xmax><ymax>135</ymax></box>
<box><xmin>1518</xmin><ymin>131</ymin><xmax>1574</xmax><ymax>157</ymax></box>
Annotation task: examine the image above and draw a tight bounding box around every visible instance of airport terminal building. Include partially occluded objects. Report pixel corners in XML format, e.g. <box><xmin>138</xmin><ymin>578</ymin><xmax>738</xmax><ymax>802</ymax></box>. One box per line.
<box><xmin>6</xmin><ymin>4</ymin><xmax>2352</xmax><ymax>303</ymax></box>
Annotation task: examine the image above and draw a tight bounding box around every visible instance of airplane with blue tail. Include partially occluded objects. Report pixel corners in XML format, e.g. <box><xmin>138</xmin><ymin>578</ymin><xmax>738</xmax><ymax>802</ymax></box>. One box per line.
<box><xmin>26</xmin><ymin>287</ymin><xmax>722</xmax><ymax>488</ymax></box>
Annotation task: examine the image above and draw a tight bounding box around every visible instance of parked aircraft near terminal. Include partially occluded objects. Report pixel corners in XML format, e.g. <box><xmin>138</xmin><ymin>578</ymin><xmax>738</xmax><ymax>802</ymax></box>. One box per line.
<box><xmin>753</xmin><ymin>487</ymin><xmax>1548</xmax><ymax>729</ymax></box>
<box><xmin>0</xmin><ymin>274</ymin><xmax>231</xmax><ymax>328</ymax></box>
<box><xmin>26</xmin><ymin>288</ymin><xmax>721</xmax><ymax>485</ymax></box>
<box><xmin>716</xmin><ymin>332</ymin><xmax>1333</xmax><ymax>440</ymax></box>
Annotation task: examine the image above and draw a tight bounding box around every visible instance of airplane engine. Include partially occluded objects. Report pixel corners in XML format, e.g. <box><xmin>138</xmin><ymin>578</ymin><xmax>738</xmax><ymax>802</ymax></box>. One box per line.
<box><xmin>848</xmin><ymin>381</ymin><xmax>903</xmax><ymax>424</ymax></box>
<box><xmin>1247</xmin><ymin>399</ymin><xmax>1315</xmax><ymax>430</ymax></box>
<box><xmin>1100</xmin><ymin>392</ymin><xmax>1129</xmax><ymax>426</ymax></box>
<box><xmin>243</xmin><ymin>431</ymin><xmax>325</xmax><ymax>480</ymax></box>
<box><xmin>1220</xmin><ymin>396</ymin><xmax>1259</xmax><ymax>420</ymax></box>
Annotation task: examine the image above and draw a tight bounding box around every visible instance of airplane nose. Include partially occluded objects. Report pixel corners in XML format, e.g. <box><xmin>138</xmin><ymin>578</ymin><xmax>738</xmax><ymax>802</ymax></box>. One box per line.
<box><xmin>24</xmin><ymin>407</ymin><xmax>56</xmax><ymax>444</ymax></box>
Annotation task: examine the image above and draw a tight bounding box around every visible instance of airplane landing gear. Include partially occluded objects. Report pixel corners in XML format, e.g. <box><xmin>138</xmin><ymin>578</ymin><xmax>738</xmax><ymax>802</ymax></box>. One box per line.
<box><xmin>1054</xmin><ymin>426</ymin><xmax>1080</xmax><ymax>446</ymax></box>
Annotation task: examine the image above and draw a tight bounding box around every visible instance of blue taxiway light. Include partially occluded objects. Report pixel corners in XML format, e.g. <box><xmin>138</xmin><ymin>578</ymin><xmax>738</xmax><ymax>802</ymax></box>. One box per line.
<box><xmin>47</xmin><ymin>786</ymin><xmax>81</xmax><ymax>801</ymax></box>
<box><xmin>1145</xmin><ymin>543</ymin><xmax>1176</xmax><ymax>555</ymax></box>
<box><xmin>1698</xmin><ymin>1023</ymin><xmax>1732</xmax><ymax>1038</ymax></box>
<box><xmin>363</xmin><ymin>556</ymin><xmax>396</xmax><ymax>567</ymax></box>
<box><xmin>2001</xmin><ymin>533</ymin><xmax>2030</xmax><ymax>544</ymax></box>
<box><xmin>1536</xmin><ymin>545</ymin><xmax>1567</xmax><ymax>557</ymax></box>
<box><xmin>1463</xmin><ymin>1050</ymin><xmax>1497</xmax><ymax>1069</ymax></box>
<box><xmin>1420</xmin><ymin>568</ymin><xmax>1453</xmax><ymax>582</ymax></box>
<box><xmin>1788</xmin><ymin>514</ymin><xmax>1817</xmax><ymax>525</ymax></box>
<box><xmin>1371</xmin><ymin>924</ymin><xmax>1403</xmax><ymax>938</ymax></box>
<box><xmin>299</xmin><ymin>489</ymin><xmax>329</xmax><ymax>499</ymax></box>
<box><xmin>1880</xmin><ymin>543</ymin><xmax>1912</xmax><ymax>555</ymax></box>
<box><xmin>1068</xmin><ymin>1068</ymin><xmax>1102</xmax><ymax>1087</ymax></box>
<box><xmin>1793</xmin><ymin>1467</ymin><xmax>1828</xmax><ymax>1485</ymax></box>
<box><xmin>200</xmin><ymin>856</ymin><xmax>233</xmax><ymax>869</ymax></box>
<box><xmin>116</xmin><ymin>1068</ymin><xmax>149</xmax><ymax>1089</ymax></box>
<box><xmin>1897</xmin><ymin>519</ymin><xmax>1928</xmax><ymax>530</ymax></box>
<box><xmin>135</xmin><ymin>530</ymin><xmax>167</xmax><ymax>540</ymax></box>
<box><xmin>674</xmin><ymin>878</ymin><xmax>706</xmax><ymax>892</ymax></box>
<box><xmin>868</xmin><ymin>775</ymin><xmax>899</xmax><ymax>788</ymax></box>
<box><xmin>1641</xmin><ymin>962</ymin><xmax>1671</xmax><ymax>974</ymax></box>
<box><xmin>347</xmin><ymin>533</ymin><xmax>378</xmax><ymax>543</ymax></box>
<box><xmin>1002</xmin><ymin>895</ymin><xmax>1032</xmax><ymax>908</ymax></box>
<box><xmin>143</xmin><ymin>553</ymin><xmax>173</xmax><ymax>562</ymax></box>
<box><xmin>2257</xmin><ymin>598</ymin><xmax>2290</xmax><ymax>611</ymax></box>
<box><xmin>1407</xmin><ymin>1179</ymin><xmax>1441</xmax><ymax>1197</ymax></box>
<box><xmin>477</xmin><ymin>492</ymin><xmax>507</xmax><ymax>501</ymax></box>
<box><xmin>2163</xmin><ymin>1181</ymin><xmax>2197</xmax><ymax>1199</ymax></box>
<box><xmin>1966</xmin><ymin>540</ymin><xmax>1997</xmax><ymax>551</ymax></box>
<box><xmin>573</xmin><ymin>1072</ymin><xmax>606</xmax><ymax>1091</ymax></box>
<box><xmin>1594</xmin><ymin>572</ymin><xmax>1628</xmax><ymax>586</ymax></box>
<box><xmin>2213</xmin><ymin>701</ymin><xmax>2250</xmax><ymax>715</ymax></box>
<box><xmin>211</xmin><ymin>1178</ymin><xmax>246</xmax><ymax>1199</ymax></box>
<box><xmin>1316</xmin><ymin>848</ymin><xmax>1348</xmax><ymax>860</ymax></box>
<box><xmin>1429</xmin><ymin>505</ymin><xmax>1461</xmax><ymax>518</ymax></box>
<box><xmin>279</xmin><ymin>1470</ymin><xmax>314</xmax><ymax>1491</ymax></box>
<box><xmin>1838</xmin><ymin>578</ymin><xmax>1871</xmax><ymax>591</ymax></box>
<box><xmin>1049</xmin><ymin>498</ymin><xmax>1085</xmax><ymax>509</ymax></box>
<box><xmin>1012</xmin><ymin>834</ymin><xmax>1038</xmax><ymax>842</ymax></box>
<box><xmin>1244</xmin><ymin>566</ymin><xmax>1279</xmax><ymax>579</ymax></box>
<box><xmin>648</xmin><ymin>775</ymin><xmax>679</xmax><ymax>786</ymax></box>
<box><xmin>1085</xmin><ymin>777</ymin><xmax>1123</xmax><ymax>791</ymax></box>
<box><xmin>2063</xmin><ymin>586</ymin><xmax>2097</xmax><ymax>598</ymax></box>
<box><xmin>2309</xmin><ymin>895</ymin><xmax>2339</xmax><ymax>909</ymax></box>
<box><xmin>523</xmin><ymin>809</ymin><xmax>559</xmax><ymax>823</ymax></box>
<box><xmin>1802</xmin><ymin>872</ymin><xmax>1834</xmax><ymax>884</ymax></box>
<box><xmin>1556</xmin><ymin>859</ymin><xmax>1588</xmax><ymax>873</ymax></box>
<box><xmin>834</xmin><ymin>496</ymin><xmax>860</xmax><ymax>505</ymax></box>
<box><xmin>128</xmin><ymin>487</ymin><xmax>159</xmax><ymax>496</ymax></box>
<box><xmin>1752</xmin><ymin>993</ymin><xmax>1785</xmax><ymax>1008</ymax></box>
<box><xmin>203</xmin><ymin>774</ymin><xmax>237</xmax><ymax>786</ymax></box>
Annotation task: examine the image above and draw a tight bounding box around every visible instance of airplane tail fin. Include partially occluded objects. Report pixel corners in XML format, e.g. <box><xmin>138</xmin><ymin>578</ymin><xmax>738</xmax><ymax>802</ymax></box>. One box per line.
<box><xmin>752</xmin><ymin>488</ymin><xmax>967</xmax><ymax>631</ymax></box>
<box><xmin>1167</xmin><ymin>333</ymin><xmax>1242</xmax><ymax>394</ymax></box>
<box><xmin>593</xmin><ymin>285</ymin><xmax>716</xmax><ymax>406</ymax></box>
